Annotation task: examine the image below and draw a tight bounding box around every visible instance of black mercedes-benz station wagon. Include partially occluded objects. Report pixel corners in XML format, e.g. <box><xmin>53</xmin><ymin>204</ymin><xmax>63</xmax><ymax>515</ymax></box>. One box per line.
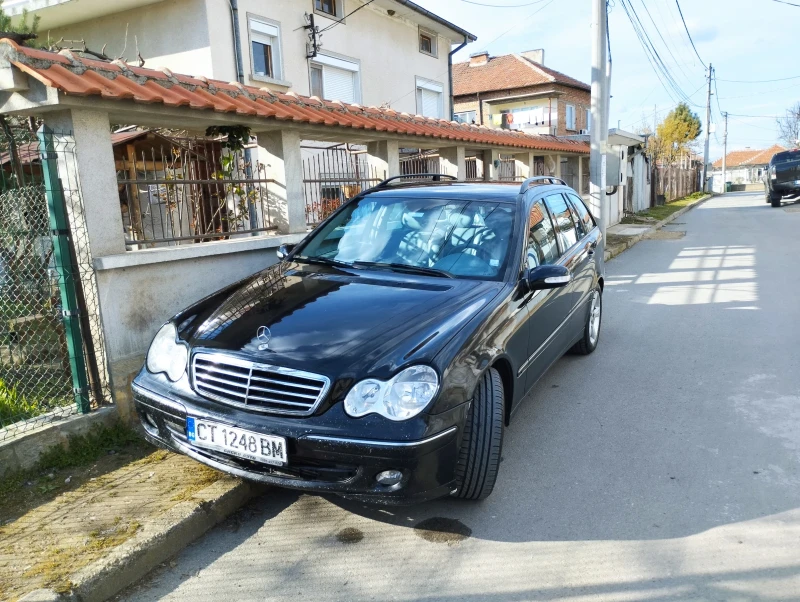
<box><xmin>132</xmin><ymin>174</ymin><xmax>604</xmax><ymax>503</ymax></box>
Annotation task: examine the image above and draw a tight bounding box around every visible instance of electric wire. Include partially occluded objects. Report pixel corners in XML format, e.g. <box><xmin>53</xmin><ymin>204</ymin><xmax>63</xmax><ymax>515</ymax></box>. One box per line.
<box><xmin>675</xmin><ymin>0</ymin><xmax>705</xmax><ymax>65</ymax></box>
<box><xmin>458</xmin><ymin>0</ymin><xmax>548</xmax><ymax>6</ymax></box>
<box><xmin>319</xmin><ymin>0</ymin><xmax>378</xmax><ymax>33</ymax></box>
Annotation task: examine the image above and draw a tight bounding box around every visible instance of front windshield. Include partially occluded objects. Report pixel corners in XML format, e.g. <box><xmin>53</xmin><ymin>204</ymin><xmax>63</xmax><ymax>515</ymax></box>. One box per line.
<box><xmin>297</xmin><ymin>196</ymin><xmax>516</xmax><ymax>280</ymax></box>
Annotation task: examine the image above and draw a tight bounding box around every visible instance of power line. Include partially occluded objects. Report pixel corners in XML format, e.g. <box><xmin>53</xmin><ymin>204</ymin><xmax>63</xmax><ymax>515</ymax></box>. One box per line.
<box><xmin>771</xmin><ymin>0</ymin><xmax>800</xmax><ymax>7</ymax></box>
<box><xmin>319</xmin><ymin>0</ymin><xmax>378</xmax><ymax>33</ymax></box>
<box><xmin>717</xmin><ymin>74</ymin><xmax>800</xmax><ymax>83</ymax></box>
<box><xmin>675</xmin><ymin>0</ymin><xmax>705</xmax><ymax>66</ymax></box>
<box><xmin>632</xmin><ymin>0</ymin><xmax>695</xmax><ymax>89</ymax></box>
<box><xmin>727</xmin><ymin>113</ymin><xmax>779</xmax><ymax>118</ymax></box>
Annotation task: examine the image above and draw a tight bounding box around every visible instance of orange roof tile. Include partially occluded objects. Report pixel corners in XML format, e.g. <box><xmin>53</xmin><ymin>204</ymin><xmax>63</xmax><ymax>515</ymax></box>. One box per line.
<box><xmin>453</xmin><ymin>54</ymin><xmax>590</xmax><ymax>97</ymax></box>
<box><xmin>0</xmin><ymin>40</ymin><xmax>588</xmax><ymax>156</ymax></box>
<box><xmin>712</xmin><ymin>144</ymin><xmax>786</xmax><ymax>168</ymax></box>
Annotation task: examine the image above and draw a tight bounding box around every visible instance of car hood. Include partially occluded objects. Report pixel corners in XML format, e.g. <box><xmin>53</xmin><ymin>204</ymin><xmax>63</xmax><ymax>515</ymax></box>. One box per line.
<box><xmin>179</xmin><ymin>261</ymin><xmax>502</xmax><ymax>378</ymax></box>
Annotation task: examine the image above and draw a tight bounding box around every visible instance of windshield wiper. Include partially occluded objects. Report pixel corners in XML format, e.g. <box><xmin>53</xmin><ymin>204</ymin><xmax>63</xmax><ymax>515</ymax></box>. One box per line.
<box><xmin>352</xmin><ymin>261</ymin><xmax>453</xmax><ymax>279</ymax></box>
<box><xmin>294</xmin><ymin>256</ymin><xmax>358</xmax><ymax>269</ymax></box>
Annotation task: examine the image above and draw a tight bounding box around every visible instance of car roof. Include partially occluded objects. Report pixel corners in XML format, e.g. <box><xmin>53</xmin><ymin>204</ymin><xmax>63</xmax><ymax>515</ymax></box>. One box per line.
<box><xmin>363</xmin><ymin>182</ymin><xmax>569</xmax><ymax>203</ymax></box>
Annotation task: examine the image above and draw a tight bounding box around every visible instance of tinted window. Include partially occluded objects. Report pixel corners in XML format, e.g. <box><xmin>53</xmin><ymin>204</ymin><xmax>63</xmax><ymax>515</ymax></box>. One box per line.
<box><xmin>298</xmin><ymin>197</ymin><xmax>515</xmax><ymax>281</ymax></box>
<box><xmin>566</xmin><ymin>193</ymin><xmax>595</xmax><ymax>237</ymax></box>
<box><xmin>526</xmin><ymin>199</ymin><xmax>559</xmax><ymax>268</ymax></box>
<box><xmin>544</xmin><ymin>194</ymin><xmax>579</xmax><ymax>253</ymax></box>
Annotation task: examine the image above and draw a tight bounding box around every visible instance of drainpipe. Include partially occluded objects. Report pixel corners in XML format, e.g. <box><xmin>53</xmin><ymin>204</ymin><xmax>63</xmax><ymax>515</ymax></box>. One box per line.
<box><xmin>229</xmin><ymin>0</ymin><xmax>245</xmax><ymax>84</ymax></box>
<box><xmin>229</xmin><ymin>0</ymin><xmax>258</xmax><ymax>230</ymax></box>
<box><xmin>448</xmin><ymin>35</ymin><xmax>468</xmax><ymax>120</ymax></box>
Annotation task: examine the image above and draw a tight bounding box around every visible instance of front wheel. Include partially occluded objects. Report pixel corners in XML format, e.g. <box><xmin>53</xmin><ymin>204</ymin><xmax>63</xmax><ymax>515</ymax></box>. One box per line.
<box><xmin>770</xmin><ymin>191</ymin><xmax>782</xmax><ymax>207</ymax></box>
<box><xmin>453</xmin><ymin>367</ymin><xmax>504</xmax><ymax>501</ymax></box>
<box><xmin>571</xmin><ymin>286</ymin><xmax>602</xmax><ymax>355</ymax></box>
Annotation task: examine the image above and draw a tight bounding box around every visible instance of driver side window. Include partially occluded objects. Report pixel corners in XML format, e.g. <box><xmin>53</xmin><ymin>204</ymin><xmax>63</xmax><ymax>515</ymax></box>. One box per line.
<box><xmin>526</xmin><ymin>199</ymin><xmax>559</xmax><ymax>269</ymax></box>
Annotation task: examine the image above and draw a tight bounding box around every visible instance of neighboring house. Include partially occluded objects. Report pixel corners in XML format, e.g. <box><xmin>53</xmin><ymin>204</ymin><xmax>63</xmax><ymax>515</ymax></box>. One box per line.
<box><xmin>710</xmin><ymin>144</ymin><xmax>786</xmax><ymax>185</ymax></box>
<box><xmin>452</xmin><ymin>49</ymin><xmax>590</xmax><ymax>136</ymax></box>
<box><xmin>7</xmin><ymin>0</ymin><xmax>475</xmax><ymax>118</ymax></box>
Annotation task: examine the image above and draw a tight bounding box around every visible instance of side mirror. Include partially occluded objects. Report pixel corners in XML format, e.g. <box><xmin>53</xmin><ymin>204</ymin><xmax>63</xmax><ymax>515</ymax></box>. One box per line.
<box><xmin>276</xmin><ymin>243</ymin><xmax>295</xmax><ymax>260</ymax></box>
<box><xmin>526</xmin><ymin>264</ymin><xmax>571</xmax><ymax>291</ymax></box>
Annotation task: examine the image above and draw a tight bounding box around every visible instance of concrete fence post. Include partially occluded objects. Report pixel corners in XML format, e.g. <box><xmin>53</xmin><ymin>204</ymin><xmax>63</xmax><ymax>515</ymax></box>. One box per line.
<box><xmin>257</xmin><ymin>129</ymin><xmax>306</xmax><ymax>234</ymax></box>
<box><xmin>367</xmin><ymin>140</ymin><xmax>400</xmax><ymax>179</ymax></box>
<box><xmin>484</xmin><ymin>149</ymin><xmax>501</xmax><ymax>181</ymax></box>
<box><xmin>439</xmin><ymin>146</ymin><xmax>466</xmax><ymax>180</ymax></box>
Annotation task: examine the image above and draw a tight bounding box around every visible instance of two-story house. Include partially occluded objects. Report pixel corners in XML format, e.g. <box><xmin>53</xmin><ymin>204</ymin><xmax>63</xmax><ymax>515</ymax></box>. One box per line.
<box><xmin>7</xmin><ymin>0</ymin><xmax>475</xmax><ymax>118</ymax></box>
<box><xmin>452</xmin><ymin>49</ymin><xmax>590</xmax><ymax>137</ymax></box>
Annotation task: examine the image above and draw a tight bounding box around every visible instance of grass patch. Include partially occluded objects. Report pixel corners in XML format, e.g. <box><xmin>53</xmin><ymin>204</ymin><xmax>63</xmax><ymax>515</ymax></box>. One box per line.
<box><xmin>0</xmin><ymin>378</ymin><xmax>43</xmax><ymax>425</ymax></box>
<box><xmin>0</xmin><ymin>422</ymin><xmax>150</xmax><ymax>519</ymax></box>
<box><xmin>625</xmin><ymin>191</ymin><xmax>707</xmax><ymax>223</ymax></box>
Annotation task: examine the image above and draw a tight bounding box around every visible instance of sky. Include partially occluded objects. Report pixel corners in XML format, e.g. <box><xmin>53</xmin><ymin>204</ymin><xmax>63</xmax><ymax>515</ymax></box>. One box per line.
<box><xmin>419</xmin><ymin>0</ymin><xmax>800</xmax><ymax>161</ymax></box>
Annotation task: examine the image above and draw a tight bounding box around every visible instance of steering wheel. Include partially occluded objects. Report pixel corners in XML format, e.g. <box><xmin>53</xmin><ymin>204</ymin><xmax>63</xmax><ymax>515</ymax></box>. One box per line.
<box><xmin>457</xmin><ymin>244</ymin><xmax>494</xmax><ymax>264</ymax></box>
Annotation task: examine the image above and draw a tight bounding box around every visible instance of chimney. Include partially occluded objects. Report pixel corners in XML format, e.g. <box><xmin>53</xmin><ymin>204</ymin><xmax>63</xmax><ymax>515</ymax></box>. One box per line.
<box><xmin>469</xmin><ymin>51</ymin><xmax>489</xmax><ymax>67</ymax></box>
<box><xmin>521</xmin><ymin>49</ymin><xmax>544</xmax><ymax>65</ymax></box>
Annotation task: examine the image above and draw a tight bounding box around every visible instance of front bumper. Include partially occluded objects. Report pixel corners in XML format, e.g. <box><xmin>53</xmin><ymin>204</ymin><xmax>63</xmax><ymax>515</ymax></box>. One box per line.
<box><xmin>132</xmin><ymin>380</ymin><xmax>466</xmax><ymax>504</ymax></box>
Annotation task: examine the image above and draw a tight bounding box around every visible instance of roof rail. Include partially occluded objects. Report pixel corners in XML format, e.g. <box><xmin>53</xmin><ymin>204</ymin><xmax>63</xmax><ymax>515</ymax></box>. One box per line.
<box><xmin>519</xmin><ymin>176</ymin><xmax>567</xmax><ymax>193</ymax></box>
<box><xmin>370</xmin><ymin>173</ymin><xmax>458</xmax><ymax>191</ymax></box>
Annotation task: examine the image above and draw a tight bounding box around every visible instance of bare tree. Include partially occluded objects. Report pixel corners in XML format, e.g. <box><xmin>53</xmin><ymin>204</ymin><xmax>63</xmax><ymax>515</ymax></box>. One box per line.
<box><xmin>777</xmin><ymin>103</ymin><xmax>800</xmax><ymax>149</ymax></box>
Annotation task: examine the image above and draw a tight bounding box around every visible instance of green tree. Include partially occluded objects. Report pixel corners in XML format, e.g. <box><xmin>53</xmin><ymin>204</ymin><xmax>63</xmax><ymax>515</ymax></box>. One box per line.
<box><xmin>0</xmin><ymin>1</ymin><xmax>40</xmax><ymax>41</ymax></box>
<box><xmin>649</xmin><ymin>103</ymin><xmax>702</xmax><ymax>164</ymax></box>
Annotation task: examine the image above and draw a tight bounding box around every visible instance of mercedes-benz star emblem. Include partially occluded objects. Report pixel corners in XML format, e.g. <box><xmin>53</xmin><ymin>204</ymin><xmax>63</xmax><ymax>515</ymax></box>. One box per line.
<box><xmin>256</xmin><ymin>325</ymin><xmax>272</xmax><ymax>351</ymax></box>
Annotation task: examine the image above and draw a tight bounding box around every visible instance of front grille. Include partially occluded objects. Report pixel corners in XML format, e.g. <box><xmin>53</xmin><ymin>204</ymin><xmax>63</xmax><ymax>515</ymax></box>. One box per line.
<box><xmin>192</xmin><ymin>352</ymin><xmax>330</xmax><ymax>416</ymax></box>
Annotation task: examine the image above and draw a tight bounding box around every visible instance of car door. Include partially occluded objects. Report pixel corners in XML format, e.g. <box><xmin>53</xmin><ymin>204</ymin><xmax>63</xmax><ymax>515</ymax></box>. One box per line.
<box><xmin>521</xmin><ymin>195</ymin><xmax>573</xmax><ymax>392</ymax></box>
<box><xmin>564</xmin><ymin>192</ymin><xmax>600</xmax><ymax>309</ymax></box>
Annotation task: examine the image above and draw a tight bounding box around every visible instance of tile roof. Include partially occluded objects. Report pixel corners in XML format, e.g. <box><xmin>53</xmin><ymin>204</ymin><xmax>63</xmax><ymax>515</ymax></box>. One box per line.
<box><xmin>712</xmin><ymin>144</ymin><xmax>786</xmax><ymax>168</ymax></box>
<box><xmin>0</xmin><ymin>40</ymin><xmax>588</xmax><ymax>156</ymax></box>
<box><xmin>453</xmin><ymin>54</ymin><xmax>590</xmax><ymax>97</ymax></box>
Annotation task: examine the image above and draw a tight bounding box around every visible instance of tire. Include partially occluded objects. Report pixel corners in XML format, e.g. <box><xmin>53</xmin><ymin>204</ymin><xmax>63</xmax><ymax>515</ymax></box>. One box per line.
<box><xmin>453</xmin><ymin>367</ymin><xmax>504</xmax><ymax>501</ymax></box>
<box><xmin>571</xmin><ymin>286</ymin><xmax>602</xmax><ymax>355</ymax></box>
<box><xmin>765</xmin><ymin>187</ymin><xmax>772</xmax><ymax>203</ymax></box>
<box><xmin>770</xmin><ymin>191</ymin><xmax>782</xmax><ymax>207</ymax></box>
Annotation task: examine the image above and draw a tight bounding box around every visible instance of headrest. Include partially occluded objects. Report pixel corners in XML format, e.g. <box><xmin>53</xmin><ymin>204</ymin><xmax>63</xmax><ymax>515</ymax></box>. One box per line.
<box><xmin>449</xmin><ymin>213</ymin><xmax>472</xmax><ymax>228</ymax></box>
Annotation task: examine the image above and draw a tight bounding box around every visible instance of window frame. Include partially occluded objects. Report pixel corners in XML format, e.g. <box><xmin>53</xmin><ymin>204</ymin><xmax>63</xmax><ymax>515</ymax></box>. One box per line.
<box><xmin>454</xmin><ymin>110</ymin><xmax>476</xmax><ymax>124</ymax></box>
<box><xmin>247</xmin><ymin>15</ymin><xmax>289</xmax><ymax>86</ymax></box>
<box><xmin>308</xmin><ymin>52</ymin><xmax>362</xmax><ymax>104</ymax></box>
<box><xmin>564</xmin><ymin>192</ymin><xmax>596</xmax><ymax>239</ymax></box>
<box><xmin>584</xmin><ymin>108</ymin><xmax>591</xmax><ymax>132</ymax></box>
<box><xmin>565</xmin><ymin>104</ymin><xmax>577</xmax><ymax>131</ymax></box>
<box><xmin>415</xmin><ymin>76</ymin><xmax>444</xmax><ymax>119</ymax></box>
<box><xmin>542</xmin><ymin>193</ymin><xmax>581</xmax><ymax>256</ymax></box>
<box><xmin>314</xmin><ymin>0</ymin><xmax>343</xmax><ymax>19</ymax></box>
<box><xmin>418</xmin><ymin>27</ymin><xmax>438</xmax><ymax>58</ymax></box>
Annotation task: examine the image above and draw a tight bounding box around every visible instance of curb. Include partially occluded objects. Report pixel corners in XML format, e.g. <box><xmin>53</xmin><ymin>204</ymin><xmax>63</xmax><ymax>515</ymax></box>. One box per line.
<box><xmin>603</xmin><ymin>194</ymin><xmax>712</xmax><ymax>262</ymax></box>
<box><xmin>20</xmin><ymin>478</ymin><xmax>264</xmax><ymax>602</ymax></box>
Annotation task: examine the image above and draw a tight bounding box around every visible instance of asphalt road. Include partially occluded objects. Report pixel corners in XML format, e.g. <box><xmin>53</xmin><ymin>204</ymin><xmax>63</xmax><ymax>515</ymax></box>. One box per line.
<box><xmin>121</xmin><ymin>192</ymin><xmax>800</xmax><ymax>602</ymax></box>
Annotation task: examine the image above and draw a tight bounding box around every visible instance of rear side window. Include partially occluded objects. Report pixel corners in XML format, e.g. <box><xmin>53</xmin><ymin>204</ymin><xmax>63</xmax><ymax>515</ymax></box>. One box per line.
<box><xmin>566</xmin><ymin>193</ymin><xmax>595</xmax><ymax>237</ymax></box>
<box><xmin>526</xmin><ymin>199</ymin><xmax>559</xmax><ymax>268</ymax></box>
<box><xmin>544</xmin><ymin>194</ymin><xmax>579</xmax><ymax>253</ymax></box>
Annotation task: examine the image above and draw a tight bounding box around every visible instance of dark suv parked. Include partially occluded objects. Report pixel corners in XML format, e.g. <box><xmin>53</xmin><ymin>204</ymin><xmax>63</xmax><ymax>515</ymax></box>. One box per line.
<box><xmin>765</xmin><ymin>148</ymin><xmax>800</xmax><ymax>207</ymax></box>
<box><xmin>132</xmin><ymin>175</ymin><xmax>604</xmax><ymax>503</ymax></box>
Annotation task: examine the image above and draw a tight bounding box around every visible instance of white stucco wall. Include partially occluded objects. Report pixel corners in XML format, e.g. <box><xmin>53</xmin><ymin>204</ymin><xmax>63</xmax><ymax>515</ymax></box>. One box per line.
<box><xmin>46</xmin><ymin>0</ymin><xmax>214</xmax><ymax>78</ymax></box>
<box><xmin>45</xmin><ymin>0</ymin><xmax>461</xmax><ymax>116</ymax></box>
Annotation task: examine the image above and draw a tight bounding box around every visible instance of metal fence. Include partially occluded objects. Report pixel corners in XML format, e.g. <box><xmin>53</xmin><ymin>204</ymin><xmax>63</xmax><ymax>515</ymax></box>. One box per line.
<box><xmin>0</xmin><ymin>122</ymin><xmax>110</xmax><ymax>440</ymax></box>
<box><xmin>303</xmin><ymin>147</ymin><xmax>384</xmax><ymax>226</ymax></box>
<box><xmin>118</xmin><ymin>134</ymin><xmax>279</xmax><ymax>249</ymax></box>
<box><xmin>400</xmin><ymin>151</ymin><xmax>441</xmax><ymax>177</ymax></box>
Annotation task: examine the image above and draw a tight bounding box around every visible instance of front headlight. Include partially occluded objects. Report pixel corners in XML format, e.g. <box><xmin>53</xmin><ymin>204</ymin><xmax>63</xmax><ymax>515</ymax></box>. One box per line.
<box><xmin>344</xmin><ymin>365</ymin><xmax>439</xmax><ymax>421</ymax></box>
<box><xmin>146</xmin><ymin>323</ymin><xmax>188</xmax><ymax>382</ymax></box>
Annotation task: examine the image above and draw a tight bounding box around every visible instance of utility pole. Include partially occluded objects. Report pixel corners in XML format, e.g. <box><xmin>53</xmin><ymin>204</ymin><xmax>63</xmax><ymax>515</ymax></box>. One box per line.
<box><xmin>702</xmin><ymin>63</ymin><xmax>713</xmax><ymax>192</ymax></box>
<box><xmin>590</xmin><ymin>0</ymin><xmax>610</xmax><ymax>238</ymax></box>
<box><xmin>722</xmin><ymin>111</ymin><xmax>728</xmax><ymax>194</ymax></box>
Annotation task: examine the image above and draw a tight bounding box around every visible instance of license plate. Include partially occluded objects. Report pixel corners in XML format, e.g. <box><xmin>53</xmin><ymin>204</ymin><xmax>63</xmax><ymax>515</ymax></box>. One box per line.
<box><xmin>186</xmin><ymin>417</ymin><xmax>287</xmax><ymax>466</ymax></box>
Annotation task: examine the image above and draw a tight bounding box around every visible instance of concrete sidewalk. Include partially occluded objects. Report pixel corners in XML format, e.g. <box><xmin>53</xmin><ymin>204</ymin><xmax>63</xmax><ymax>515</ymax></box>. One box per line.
<box><xmin>2</xmin><ymin>442</ymin><xmax>260</xmax><ymax>602</ymax></box>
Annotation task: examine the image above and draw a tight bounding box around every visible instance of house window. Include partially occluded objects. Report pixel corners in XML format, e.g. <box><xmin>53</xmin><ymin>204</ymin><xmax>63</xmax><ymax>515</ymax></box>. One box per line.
<box><xmin>566</xmin><ymin>104</ymin><xmax>576</xmax><ymax>130</ymax></box>
<box><xmin>415</xmin><ymin>77</ymin><xmax>444</xmax><ymax>119</ymax></box>
<box><xmin>309</xmin><ymin>53</ymin><xmax>361</xmax><ymax>104</ymax></box>
<box><xmin>248</xmin><ymin>17</ymin><xmax>282</xmax><ymax>81</ymax></box>
<box><xmin>419</xmin><ymin>28</ymin><xmax>438</xmax><ymax>57</ymax></box>
<box><xmin>585</xmin><ymin>108</ymin><xmax>591</xmax><ymax>132</ymax></box>
<box><xmin>315</xmin><ymin>0</ymin><xmax>342</xmax><ymax>17</ymax></box>
<box><xmin>454</xmin><ymin>111</ymin><xmax>476</xmax><ymax>124</ymax></box>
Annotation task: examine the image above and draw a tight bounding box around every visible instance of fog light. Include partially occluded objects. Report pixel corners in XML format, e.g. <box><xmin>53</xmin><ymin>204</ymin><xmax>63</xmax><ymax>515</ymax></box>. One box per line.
<box><xmin>375</xmin><ymin>470</ymin><xmax>403</xmax><ymax>486</ymax></box>
<box><xmin>142</xmin><ymin>412</ymin><xmax>159</xmax><ymax>435</ymax></box>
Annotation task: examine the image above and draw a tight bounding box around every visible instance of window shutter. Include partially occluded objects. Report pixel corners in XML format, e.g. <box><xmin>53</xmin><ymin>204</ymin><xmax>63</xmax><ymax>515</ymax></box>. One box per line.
<box><xmin>420</xmin><ymin>88</ymin><xmax>441</xmax><ymax>118</ymax></box>
<box><xmin>323</xmin><ymin>65</ymin><xmax>355</xmax><ymax>103</ymax></box>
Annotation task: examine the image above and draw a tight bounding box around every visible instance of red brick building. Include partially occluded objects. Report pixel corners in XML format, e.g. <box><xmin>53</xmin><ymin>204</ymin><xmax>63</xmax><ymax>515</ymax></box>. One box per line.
<box><xmin>452</xmin><ymin>50</ymin><xmax>591</xmax><ymax>137</ymax></box>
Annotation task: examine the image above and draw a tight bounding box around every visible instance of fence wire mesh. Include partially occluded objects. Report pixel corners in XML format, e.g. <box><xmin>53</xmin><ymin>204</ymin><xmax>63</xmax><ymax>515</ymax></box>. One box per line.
<box><xmin>0</xmin><ymin>122</ymin><xmax>110</xmax><ymax>440</ymax></box>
